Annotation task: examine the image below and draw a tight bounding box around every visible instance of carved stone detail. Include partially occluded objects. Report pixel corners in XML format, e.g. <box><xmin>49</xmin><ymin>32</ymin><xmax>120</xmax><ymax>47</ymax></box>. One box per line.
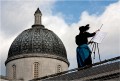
<box><xmin>7</xmin><ymin>25</ymin><xmax>69</xmax><ymax>65</ymax></box>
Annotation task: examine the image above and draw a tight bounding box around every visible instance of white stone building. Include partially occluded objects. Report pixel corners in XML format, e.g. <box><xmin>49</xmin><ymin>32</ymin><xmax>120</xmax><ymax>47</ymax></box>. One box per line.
<box><xmin>3</xmin><ymin>8</ymin><xmax>69</xmax><ymax>81</ymax></box>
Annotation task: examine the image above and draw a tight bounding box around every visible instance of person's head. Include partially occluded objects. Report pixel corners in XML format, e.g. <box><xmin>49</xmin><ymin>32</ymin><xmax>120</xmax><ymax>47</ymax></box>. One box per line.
<box><xmin>79</xmin><ymin>24</ymin><xmax>90</xmax><ymax>32</ymax></box>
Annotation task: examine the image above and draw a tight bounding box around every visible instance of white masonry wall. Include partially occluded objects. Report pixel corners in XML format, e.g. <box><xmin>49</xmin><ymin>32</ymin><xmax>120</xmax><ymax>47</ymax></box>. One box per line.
<box><xmin>6</xmin><ymin>56</ymin><xmax>68</xmax><ymax>81</ymax></box>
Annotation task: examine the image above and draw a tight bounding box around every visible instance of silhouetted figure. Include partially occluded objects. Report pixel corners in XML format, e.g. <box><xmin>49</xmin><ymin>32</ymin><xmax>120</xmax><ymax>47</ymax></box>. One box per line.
<box><xmin>75</xmin><ymin>24</ymin><xmax>98</xmax><ymax>68</ymax></box>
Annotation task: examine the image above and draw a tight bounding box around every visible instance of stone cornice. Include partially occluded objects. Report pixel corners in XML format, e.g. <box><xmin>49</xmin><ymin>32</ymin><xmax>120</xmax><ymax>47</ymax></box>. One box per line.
<box><xmin>5</xmin><ymin>53</ymin><xmax>70</xmax><ymax>66</ymax></box>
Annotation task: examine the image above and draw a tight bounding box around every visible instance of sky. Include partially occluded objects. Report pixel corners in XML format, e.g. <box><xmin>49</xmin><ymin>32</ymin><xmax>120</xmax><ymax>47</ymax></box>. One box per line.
<box><xmin>0</xmin><ymin>0</ymin><xmax>120</xmax><ymax>76</ymax></box>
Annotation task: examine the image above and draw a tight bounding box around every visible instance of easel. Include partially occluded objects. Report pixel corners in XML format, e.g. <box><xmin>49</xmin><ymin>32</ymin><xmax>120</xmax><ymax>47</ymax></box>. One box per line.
<box><xmin>89</xmin><ymin>24</ymin><xmax>103</xmax><ymax>63</ymax></box>
<box><xmin>90</xmin><ymin>42</ymin><xmax>101</xmax><ymax>63</ymax></box>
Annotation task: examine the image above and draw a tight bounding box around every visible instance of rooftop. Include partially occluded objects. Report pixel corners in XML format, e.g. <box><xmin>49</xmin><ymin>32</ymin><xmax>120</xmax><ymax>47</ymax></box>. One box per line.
<box><xmin>30</xmin><ymin>56</ymin><xmax>120</xmax><ymax>81</ymax></box>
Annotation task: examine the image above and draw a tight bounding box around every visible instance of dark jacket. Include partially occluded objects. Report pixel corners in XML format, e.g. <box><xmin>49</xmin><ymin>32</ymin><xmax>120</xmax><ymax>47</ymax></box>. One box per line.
<box><xmin>76</xmin><ymin>32</ymin><xmax>96</xmax><ymax>46</ymax></box>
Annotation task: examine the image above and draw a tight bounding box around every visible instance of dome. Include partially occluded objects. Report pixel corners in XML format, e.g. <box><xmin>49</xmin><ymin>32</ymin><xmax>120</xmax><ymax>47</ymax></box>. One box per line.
<box><xmin>5</xmin><ymin>25</ymin><xmax>69</xmax><ymax>65</ymax></box>
<box><xmin>5</xmin><ymin>8</ymin><xmax>69</xmax><ymax>65</ymax></box>
<box><xmin>5</xmin><ymin>8</ymin><xmax>69</xmax><ymax>81</ymax></box>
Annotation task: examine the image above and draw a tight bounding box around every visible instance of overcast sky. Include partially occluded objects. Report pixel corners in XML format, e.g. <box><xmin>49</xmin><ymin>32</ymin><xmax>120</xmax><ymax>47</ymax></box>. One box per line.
<box><xmin>0</xmin><ymin>0</ymin><xmax>120</xmax><ymax>76</ymax></box>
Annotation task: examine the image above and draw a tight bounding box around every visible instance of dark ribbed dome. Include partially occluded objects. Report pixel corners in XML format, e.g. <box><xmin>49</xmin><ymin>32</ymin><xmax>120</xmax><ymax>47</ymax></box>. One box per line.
<box><xmin>5</xmin><ymin>25</ymin><xmax>69</xmax><ymax>65</ymax></box>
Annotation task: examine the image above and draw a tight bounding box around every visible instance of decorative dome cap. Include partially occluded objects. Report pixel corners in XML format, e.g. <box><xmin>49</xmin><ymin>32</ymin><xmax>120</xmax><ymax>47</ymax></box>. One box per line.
<box><xmin>34</xmin><ymin>8</ymin><xmax>42</xmax><ymax>15</ymax></box>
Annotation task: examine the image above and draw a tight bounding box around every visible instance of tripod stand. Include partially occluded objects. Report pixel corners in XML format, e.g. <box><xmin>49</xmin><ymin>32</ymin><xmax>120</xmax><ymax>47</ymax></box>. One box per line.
<box><xmin>88</xmin><ymin>24</ymin><xmax>104</xmax><ymax>63</ymax></box>
<box><xmin>90</xmin><ymin>42</ymin><xmax>101</xmax><ymax>63</ymax></box>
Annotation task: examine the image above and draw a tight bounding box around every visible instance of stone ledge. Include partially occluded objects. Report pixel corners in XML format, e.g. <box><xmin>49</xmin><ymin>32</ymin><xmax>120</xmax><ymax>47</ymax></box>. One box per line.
<box><xmin>5</xmin><ymin>53</ymin><xmax>70</xmax><ymax>66</ymax></box>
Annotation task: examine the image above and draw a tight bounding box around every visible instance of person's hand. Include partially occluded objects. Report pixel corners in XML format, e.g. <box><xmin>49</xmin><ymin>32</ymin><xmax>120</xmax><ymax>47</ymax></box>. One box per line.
<box><xmin>88</xmin><ymin>41</ymin><xmax>93</xmax><ymax>44</ymax></box>
<box><xmin>95</xmin><ymin>29</ymin><xmax>100</xmax><ymax>33</ymax></box>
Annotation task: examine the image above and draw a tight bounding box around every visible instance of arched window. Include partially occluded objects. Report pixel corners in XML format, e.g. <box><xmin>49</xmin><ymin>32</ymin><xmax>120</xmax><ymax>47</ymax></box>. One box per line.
<box><xmin>57</xmin><ymin>65</ymin><xmax>62</xmax><ymax>73</ymax></box>
<box><xmin>12</xmin><ymin>64</ymin><xmax>16</xmax><ymax>79</ymax></box>
<box><xmin>34</xmin><ymin>62</ymin><xmax>39</xmax><ymax>78</ymax></box>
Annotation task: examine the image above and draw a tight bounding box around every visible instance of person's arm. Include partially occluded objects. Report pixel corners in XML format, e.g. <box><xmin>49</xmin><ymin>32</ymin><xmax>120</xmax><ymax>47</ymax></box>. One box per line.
<box><xmin>86</xmin><ymin>32</ymin><xmax>96</xmax><ymax>37</ymax></box>
<box><xmin>86</xmin><ymin>30</ymin><xmax>100</xmax><ymax>37</ymax></box>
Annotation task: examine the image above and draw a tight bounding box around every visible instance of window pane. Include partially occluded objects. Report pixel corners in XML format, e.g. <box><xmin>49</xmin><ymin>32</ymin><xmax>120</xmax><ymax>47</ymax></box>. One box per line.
<box><xmin>34</xmin><ymin>62</ymin><xmax>39</xmax><ymax>78</ymax></box>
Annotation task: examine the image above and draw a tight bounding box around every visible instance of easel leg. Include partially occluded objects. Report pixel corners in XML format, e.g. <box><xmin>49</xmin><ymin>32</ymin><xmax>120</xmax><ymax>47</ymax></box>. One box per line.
<box><xmin>92</xmin><ymin>43</ymin><xmax>95</xmax><ymax>53</ymax></box>
<box><xmin>97</xmin><ymin>43</ymin><xmax>101</xmax><ymax>62</ymax></box>
<box><xmin>92</xmin><ymin>43</ymin><xmax>96</xmax><ymax>63</ymax></box>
